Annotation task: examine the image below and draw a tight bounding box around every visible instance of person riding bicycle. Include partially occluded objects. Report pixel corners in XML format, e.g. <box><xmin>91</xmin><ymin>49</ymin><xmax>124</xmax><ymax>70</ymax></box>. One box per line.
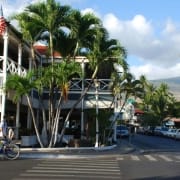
<box><xmin>0</xmin><ymin>116</ymin><xmax>8</xmax><ymax>148</ymax></box>
<box><xmin>0</xmin><ymin>116</ymin><xmax>19</xmax><ymax>160</ymax></box>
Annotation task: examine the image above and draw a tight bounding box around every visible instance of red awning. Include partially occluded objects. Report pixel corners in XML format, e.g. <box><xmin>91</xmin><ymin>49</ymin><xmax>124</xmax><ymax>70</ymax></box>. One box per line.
<box><xmin>34</xmin><ymin>45</ymin><xmax>48</xmax><ymax>55</ymax></box>
<box><xmin>135</xmin><ymin>109</ymin><xmax>144</xmax><ymax>114</ymax></box>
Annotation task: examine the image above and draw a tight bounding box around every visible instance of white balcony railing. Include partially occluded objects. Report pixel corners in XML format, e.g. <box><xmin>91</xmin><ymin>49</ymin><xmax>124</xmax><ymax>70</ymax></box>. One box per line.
<box><xmin>0</xmin><ymin>56</ymin><xmax>27</xmax><ymax>76</ymax></box>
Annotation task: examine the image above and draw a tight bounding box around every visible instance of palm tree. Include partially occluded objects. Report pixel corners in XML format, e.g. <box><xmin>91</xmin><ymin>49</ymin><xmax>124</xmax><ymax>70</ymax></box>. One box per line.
<box><xmin>5</xmin><ymin>60</ymin><xmax>81</xmax><ymax>147</ymax></box>
<box><xmin>23</xmin><ymin>0</ymin><xmax>72</xmax><ymax>63</ymax></box>
<box><xmin>69</xmin><ymin>10</ymin><xmax>102</xmax><ymax>57</ymax></box>
<box><xmin>22</xmin><ymin>0</ymin><xmax>74</xmax><ymax>129</ymax></box>
<box><xmin>53</xmin><ymin>10</ymin><xmax>102</xmax><ymax>59</ymax></box>
<box><xmin>107</xmin><ymin>72</ymin><xmax>143</xmax><ymax>140</ymax></box>
<box><xmin>5</xmin><ymin>72</ymin><xmax>44</xmax><ymax>147</ymax></box>
<box><xmin>139</xmin><ymin>75</ymin><xmax>156</xmax><ymax>111</ymax></box>
<box><xmin>37</xmin><ymin>61</ymin><xmax>81</xmax><ymax>147</ymax></box>
<box><xmin>151</xmin><ymin>83</ymin><xmax>176</xmax><ymax>123</ymax></box>
<box><xmin>10</xmin><ymin>1</ymin><xmax>129</xmax><ymax>147</ymax></box>
<box><xmin>58</xmin><ymin>27</ymin><xmax>128</xmax><ymax>145</ymax></box>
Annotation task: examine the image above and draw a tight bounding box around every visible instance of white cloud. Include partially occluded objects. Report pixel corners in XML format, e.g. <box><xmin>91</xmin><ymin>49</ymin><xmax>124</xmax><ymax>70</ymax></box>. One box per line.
<box><xmin>103</xmin><ymin>13</ymin><xmax>180</xmax><ymax>80</ymax></box>
<box><xmin>131</xmin><ymin>63</ymin><xmax>180</xmax><ymax>80</ymax></box>
<box><xmin>81</xmin><ymin>8</ymin><xmax>100</xmax><ymax>17</ymax></box>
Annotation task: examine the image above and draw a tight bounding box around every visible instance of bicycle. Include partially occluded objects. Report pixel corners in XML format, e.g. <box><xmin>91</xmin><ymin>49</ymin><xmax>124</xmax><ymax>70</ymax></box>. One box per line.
<box><xmin>0</xmin><ymin>138</ymin><xmax>20</xmax><ymax>160</ymax></box>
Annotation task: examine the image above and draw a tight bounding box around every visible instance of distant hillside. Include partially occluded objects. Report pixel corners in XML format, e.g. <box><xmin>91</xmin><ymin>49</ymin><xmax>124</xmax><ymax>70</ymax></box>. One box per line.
<box><xmin>150</xmin><ymin>76</ymin><xmax>180</xmax><ymax>101</ymax></box>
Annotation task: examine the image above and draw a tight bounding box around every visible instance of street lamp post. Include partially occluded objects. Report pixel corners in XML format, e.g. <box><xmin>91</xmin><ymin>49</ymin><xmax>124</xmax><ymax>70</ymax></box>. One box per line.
<box><xmin>81</xmin><ymin>59</ymin><xmax>85</xmax><ymax>139</ymax></box>
<box><xmin>94</xmin><ymin>79</ymin><xmax>99</xmax><ymax>147</ymax></box>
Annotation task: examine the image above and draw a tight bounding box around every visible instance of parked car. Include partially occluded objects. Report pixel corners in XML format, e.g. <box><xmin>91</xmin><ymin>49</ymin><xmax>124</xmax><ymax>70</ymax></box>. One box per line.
<box><xmin>154</xmin><ymin>126</ymin><xmax>162</xmax><ymax>136</ymax></box>
<box><xmin>144</xmin><ymin>126</ymin><xmax>155</xmax><ymax>135</ymax></box>
<box><xmin>174</xmin><ymin>129</ymin><xmax>180</xmax><ymax>140</ymax></box>
<box><xmin>116</xmin><ymin>125</ymin><xmax>129</xmax><ymax>138</ymax></box>
<box><xmin>165</xmin><ymin>128</ymin><xmax>177</xmax><ymax>138</ymax></box>
<box><xmin>159</xmin><ymin>127</ymin><xmax>169</xmax><ymax>136</ymax></box>
<box><xmin>137</xmin><ymin>126</ymin><xmax>145</xmax><ymax>134</ymax></box>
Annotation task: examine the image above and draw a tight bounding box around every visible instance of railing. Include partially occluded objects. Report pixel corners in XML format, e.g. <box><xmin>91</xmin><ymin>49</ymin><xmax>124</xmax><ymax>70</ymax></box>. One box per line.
<box><xmin>0</xmin><ymin>56</ymin><xmax>27</xmax><ymax>77</ymax></box>
<box><xmin>0</xmin><ymin>56</ymin><xmax>113</xmax><ymax>95</ymax></box>
<box><xmin>69</xmin><ymin>78</ymin><xmax>112</xmax><ymax>93</ymax></box>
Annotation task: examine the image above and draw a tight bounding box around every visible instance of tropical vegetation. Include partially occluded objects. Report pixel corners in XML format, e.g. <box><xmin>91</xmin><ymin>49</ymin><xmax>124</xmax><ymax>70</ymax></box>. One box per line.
<box><xmin>6</xmin><ymin>0</ymin><xmax>178</xmax><ymax>148</ymax></box>
<box><xmin>6</xmin><ymin>0</ymin><xmax>128</xmax><ymax>147</ymax></box>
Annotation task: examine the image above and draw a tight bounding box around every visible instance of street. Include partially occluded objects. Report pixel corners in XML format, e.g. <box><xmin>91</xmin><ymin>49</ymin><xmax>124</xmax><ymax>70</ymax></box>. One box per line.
<box><xmin>0</xmin><ymin>134</ymin><xmax>180</xmax><ymax>180</ymax></box>
<box><xmin>129</xmin><ymin>133</ymin><xmax>180</xmax><ymax>151</ymax></box>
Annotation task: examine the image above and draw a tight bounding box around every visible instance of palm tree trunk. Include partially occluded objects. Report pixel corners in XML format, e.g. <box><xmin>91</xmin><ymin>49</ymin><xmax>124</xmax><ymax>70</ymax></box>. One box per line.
<box><xmin>39</xmin><ymin>96</ymin><xmax>48</xmax><ymax>147</ymax></box>
<box><xmin>26</xmin><ymin>95</ymin><xmax>44</xmax><ymax>148</ymax></box>
<box><xmin>48</xmin><ymin>92</ymin><xmax>63</xmax><ymax>147</ymax></box>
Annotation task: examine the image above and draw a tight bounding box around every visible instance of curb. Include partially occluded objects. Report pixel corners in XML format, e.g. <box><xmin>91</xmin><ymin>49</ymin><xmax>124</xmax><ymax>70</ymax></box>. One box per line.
<box><xmin>19</xmin><ymin>142</ymin><xmax>136</xmax><ymax>159</ymax></box>
<box><xmin>20</xmin><ymin>144</ymin><xmax>117</xmax><ymax>152</ymax></box>
<box><xmin>19</xmin><ymin>145</ymin><xmax>118</xmax><ymax>159</ymax></box>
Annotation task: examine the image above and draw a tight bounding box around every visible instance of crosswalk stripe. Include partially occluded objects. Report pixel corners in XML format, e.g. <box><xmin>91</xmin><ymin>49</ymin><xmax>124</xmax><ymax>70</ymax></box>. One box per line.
<box><xmin>116</xmin><ymin>157</ymin><xmax>124</xmax><ymax>160</ymax></box>
<box><xmin>33</xmin><ymin>166</ymin><xmax>120</xmax><ymax>172</ymax></box>
<box><xmin>116</xmin><ymin>154</ymin><xmax>180</xmax><ymax>162</ymax></box>
<box><xmin>144</xmin><ymin>155</ymin><xmax>157</xmax><ymax>161</ymax></box>
<box><xmin>175</xmin><ymin>155</ymin><xmax>180</xmax><ymax>160</ymax></box>
<box><xmin>26</xmin><ymin>169</ymin><xmax>120</xmax><ymax>175</ymax></box>
<box><xmin>37</xmin><ymin>163</ymin><xmax>119</xmax><ymax>169</ymax></box>
<box><xmin>19</xmin><ymin>173</ymin><xmax>121</xmax><ymax>179</ymax></box>
<box><xmin>158</xmin><ymin>155</ymin><xmax>173</xmax><ymax>162</ymax></box>
<box><xmin>131</xmin><ymin>155</ymin><xmax>140</xmax><ymax>161</ymax></box>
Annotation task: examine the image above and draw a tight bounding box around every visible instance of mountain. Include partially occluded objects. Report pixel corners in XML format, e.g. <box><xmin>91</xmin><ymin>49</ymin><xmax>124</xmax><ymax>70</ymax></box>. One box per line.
<box><xmin>150</xmin><ymin>76</ymin><xmax>180</xmax><ymax>101</ymax></box>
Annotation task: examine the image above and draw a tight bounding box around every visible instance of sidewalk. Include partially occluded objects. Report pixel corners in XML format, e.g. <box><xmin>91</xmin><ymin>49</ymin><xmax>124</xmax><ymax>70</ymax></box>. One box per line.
<box><xmin>19</xmin><ymin>140</ymin><xmax>136</xmax><ymax>159</ymax></box>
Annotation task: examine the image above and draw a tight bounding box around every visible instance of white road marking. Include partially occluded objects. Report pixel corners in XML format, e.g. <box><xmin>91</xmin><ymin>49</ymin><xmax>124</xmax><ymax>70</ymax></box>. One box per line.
<box><xmin>144</xmin><ymin>155</ymin><xmax>157</xmax><ymax>161</ymax></box>
<box><xmin>131</xmin><ymin>155</ymin><xmax>140</xmax><ymax>161</ymax></box>
<box><xmin>158</xmin><ymin>155</ymin><xmax>173</xmax><ymax>162</ymax></box>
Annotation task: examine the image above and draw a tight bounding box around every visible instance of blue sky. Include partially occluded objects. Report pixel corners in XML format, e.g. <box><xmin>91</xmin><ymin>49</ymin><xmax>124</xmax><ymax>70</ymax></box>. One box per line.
<box><xmin>2</xmin><ymin>0</ymin><xmax>180</xmax><ymax>80</ymax></box>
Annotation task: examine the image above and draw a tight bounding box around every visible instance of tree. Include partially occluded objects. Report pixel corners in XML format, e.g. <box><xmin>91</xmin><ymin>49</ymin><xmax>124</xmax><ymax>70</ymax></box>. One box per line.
<box><xmin>5</xmin><ymin>61</ymin><xmax>81</xmax><ymax>147</ymax></box>
<box><xmin>69</xmin><ymin>10</ymin><xmax>101</xmax><ymax>57</ymax></box>
<box><xmin>10</xmin><ymin>1</ymin><xmax>129</xmax><ymax>147</ymax></box>
<box><xmin>139</xmin><ymin>75</ymin><xmax>156</xmax><ymax>112</ymax></box>
<box><xmin>11</xmin><ymin>0</ymin><xmax>77</xmax><ymax>147</ymax></box>
<box><xmin>107</xmin><ymin>72</ymin><xmax>143</xmax><ymax>140</ymax></box>
<box><xmin>58</xmin><ymin>27</ymin><xmax>128</xmax><ymax>145</ymax></box>
<box><xmin>53</xmin><ymin>10</ymin><xmax>102</xmax><ymax>59</ymax></box>
<box><xmin>140</xmin><ymin>78</ymin><xmax>177</xmax><ymax>126</ymax></box>
<box><xmin>151</xmin><ymin>83</ymin><xmax>176</xmax><ymax>123</ymax></box>
<box><xmin>37</xmin><ymin>61</ymin><xmax>81</xmax><ymax>147</ymax></box>
<box><xmin>5</xmin><ymin>72</ymin><xmax>44</xmax><ymax>147</ymax></box>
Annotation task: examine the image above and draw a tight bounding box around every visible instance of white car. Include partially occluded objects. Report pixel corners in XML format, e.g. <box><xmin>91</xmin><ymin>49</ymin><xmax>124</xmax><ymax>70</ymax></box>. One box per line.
<box><xmin>159</xmin><ymin>127</ymin><xmax>169</xmax><ymax>136</ymax></box>
<box><xmin>166</xmin><ymin>129</ymin><xmax>177</xmax><ymax>138</ymax></box>
<box><xmin>174</xmin><ymin>129</ymin><xmax>180</xmax><ymax>140</ymax></box>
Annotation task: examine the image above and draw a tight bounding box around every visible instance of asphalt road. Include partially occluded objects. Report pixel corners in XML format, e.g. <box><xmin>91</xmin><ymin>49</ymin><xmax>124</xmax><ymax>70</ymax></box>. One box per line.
<box><xmin>117</xmin><ymin>152</ymin><xmax>180</xmax><ymax>180</ymax></box>
<box><xmin>129</xmin><ymin>133</ymin><xmax>180</xmax><ymax>152</ymax></box>
<box><xmin>1</xmin><ymin>152</ymin><xmax>180</xmax><ymax>180</ymax></box>
<box><xmin>1</xmin><ymin>134</ymin><xmax>180</xmax><ymax>180</ymax></box>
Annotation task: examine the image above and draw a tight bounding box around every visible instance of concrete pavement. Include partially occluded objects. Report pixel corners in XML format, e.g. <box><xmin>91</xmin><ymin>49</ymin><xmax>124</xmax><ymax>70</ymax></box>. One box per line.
<box><xmin>19</xmin><ymin>139</ymin><xmax>136</xmax><ymax>159</ymax></box>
